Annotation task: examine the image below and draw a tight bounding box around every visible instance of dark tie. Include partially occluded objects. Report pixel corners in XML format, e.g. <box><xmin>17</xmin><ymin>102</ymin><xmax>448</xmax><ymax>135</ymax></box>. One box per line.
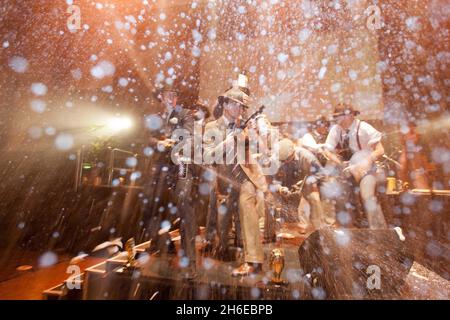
<box><xmin>340</xmin><ymin>129</ymin><xmax>352</xmax><ymax>161</ymax></box>
<box><xmin>228</xmin><ymin>122</ymin><xmax>236</xmax><ymax>130</ymax></box>
<box><xmin>342</xmin><ymin>130</ymin><xmax>350</xmax><ymax>149</ymax></box>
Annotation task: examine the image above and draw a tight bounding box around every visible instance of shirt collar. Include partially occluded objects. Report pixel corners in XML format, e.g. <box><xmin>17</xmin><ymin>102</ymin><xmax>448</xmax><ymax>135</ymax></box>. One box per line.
<box><xmin>166</xmin><ymin>105</ymin><xmax>174</xmax><ymax>115</ymax></box>
<box><xmin>348</xmin><ymin>119</ymin><xmax>359</xmax><ymax>133</ymax></box>
<box><xmin>313</xmin><ymin>129</ymin><xmax>322</xmax><ymax>137</ymax></box>
<box><xmin>221</xmin><ymin>115</ymin><xmax>230</xmax><ymax>126</ymax></box>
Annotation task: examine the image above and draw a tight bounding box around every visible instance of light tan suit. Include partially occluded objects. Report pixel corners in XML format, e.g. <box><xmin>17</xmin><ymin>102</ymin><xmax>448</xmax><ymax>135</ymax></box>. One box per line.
<box><xmin>204</xmin><ymin>116</ymin><xmax>266</xmax><ymax>263</ymax></box>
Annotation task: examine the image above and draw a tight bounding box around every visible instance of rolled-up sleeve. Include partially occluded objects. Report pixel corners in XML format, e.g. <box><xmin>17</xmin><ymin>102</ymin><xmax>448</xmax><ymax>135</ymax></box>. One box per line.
<box><xmin>362</xmin><ymin>122</ymin><xmax>382</xmax><ymax>147</ymax></box>
<box><xmin>324</xmin><ymin>125</ymin><xmax>340</xmax><ymax>152</ymax></box>
<box><xmin>301</xmin><ymin>133</ymin><xmax>319</xmax><ymax>151</ymax></box>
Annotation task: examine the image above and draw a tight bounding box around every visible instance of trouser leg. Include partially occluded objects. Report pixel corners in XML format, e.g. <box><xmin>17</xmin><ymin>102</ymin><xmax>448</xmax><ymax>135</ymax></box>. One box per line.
<box><xmin>239</xmin><ymin>180</ymin><xmax>264</xmax><ymax>264</ymax></box>
<box><xmin>176</xmin><ymin>172</ymin><xmax>197</xmax><ymax>266</ymax></box>
<box><xmin>303</xmin><ymin>179</ymin><xmax>324</xmax><ymax>230</ymax></box>
<box><xmin>306</xmin><ymin>191</ymin><xmax>324</xmax><ymax>229</ymax></box>
<box><xmin>205</xmin><ymin>186</ymin><xmax>218</xmax><ymax>242</ymax></box>
<box><xmin>360</xmin><ymin>174</ymin><xmax>387</xmax><ymax>229</ymax></box>
<box><xmin>320</xmin><ymin>179</ymin><xmax>336</xmax><ymax>225</ymax></box>
<box><xmin>217</xmin><ymin>191</ymin><xmax>234</xmax><ymax>252</ymax></box>
<box><xmin>146</xmin><ymin>170</ymin><xmax>173</xmax><ymax>252</ymax></box>
<box><xmin>334</xmin><ymin>177</ymin><xmax>356</xmax><ymax>228</ymax></box>
<box><xmin>297</xmin><ymin>196</ymin><xmax>310</xmax><ymax>228</ymax></box>
<box><xmin>233</xmin><ymin>188</ymin><xmax>243</xmax><ymax>247</ymax></box>
<box><xmin>298</xmin><ymin>158</ymin><xmax>325</xmax><ymax>229</ymax></box>
<box><xmin>263</xmin><ymin>192</ymin><xmax>276</xmax><ymax>241</ymax></box>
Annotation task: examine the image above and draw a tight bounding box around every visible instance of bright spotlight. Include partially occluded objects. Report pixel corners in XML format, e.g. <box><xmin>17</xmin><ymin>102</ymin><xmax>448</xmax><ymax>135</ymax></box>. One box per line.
<box><xmin>107</xmin><ymin>116</ymin><xmax>133</xmax><ymax>132</ymax></box>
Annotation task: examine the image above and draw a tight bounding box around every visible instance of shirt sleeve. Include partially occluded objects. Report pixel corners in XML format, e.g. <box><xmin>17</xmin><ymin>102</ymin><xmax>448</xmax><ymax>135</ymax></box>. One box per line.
<box><xmin>361</xmin><ymin>121</ymin><xmax>383</xmax><ymax>147</ymax></box>
<box><xmin>296</xmin><ymin>147</ymin><xmax>322</xmax><ymax>175</ymax></box>
<box><xmin>301</xmin><ymin>133</ymin><xmax>319</xmax><ymax>151</ymax></box>
<box><xmin>324</xmin><ymin>124</ymin><xmax>340</xmax><ymax>151</ymax></box>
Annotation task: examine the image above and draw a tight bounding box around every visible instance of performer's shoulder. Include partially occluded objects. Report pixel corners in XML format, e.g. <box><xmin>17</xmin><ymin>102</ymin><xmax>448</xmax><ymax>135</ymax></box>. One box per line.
<box><xmin>205</xmin><ymin>119</ymin><xmax>219</xmax><ymax>130</ymax></box>
<box><xmin>328</xmin><ymin>123</ymin><xmax>340</xmax><ymax>134</ymax></box>
<box><xmin>359</xmin><ymin>120</ymin><xmax>380</xmax><ymax>132</ymax></box>
<box><xmin>176</xmin><ymin>106</ymin><xmax>193</xmax><ymax>117</ymax></box>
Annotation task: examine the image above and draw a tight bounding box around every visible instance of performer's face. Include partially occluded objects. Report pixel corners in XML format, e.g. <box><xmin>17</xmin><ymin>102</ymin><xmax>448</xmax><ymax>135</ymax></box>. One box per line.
<box><xmin>336</xmin><ymin>114</ymin><xmax>354</xmax><ymax>129</ymax></box>
<box><xmin>195</xmin><ymin>109</ymin><xmax>206</xmax><ymax>121</ymax></box>
<box><xmin>161</xmin><ymin>91</ymin><xmax>178</xmax><ymax>108</ymax></box>
<box><xmin>224</xmin><ymin>101</ymin><xmax>243</xmax><ymax>120</ymax></box>
<box><xmin>316</xmin><ymin>125</ymin><xmax>329</xmax><ymax>136</ymax></box>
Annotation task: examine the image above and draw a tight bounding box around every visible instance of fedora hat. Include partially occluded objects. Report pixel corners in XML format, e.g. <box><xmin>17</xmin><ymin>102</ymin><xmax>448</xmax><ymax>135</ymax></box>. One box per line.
<box><xmin>332</xmin><ymin>103</ymin><xmax>360</xmax><ymax>118</ymax></box>
<box><xmin>218</xmin><ymin>87</ymin><xmax>250</xmax><ymax>108</ymax></box>
<box><xmin>152</xmin><ymin>82</ymin><xmax>179</xmax><ymax>102</ymax></box>
<box><xmin>314</xmin><ymin>115</ymin><xmax>331</xmax><ymax>128</ymax></box>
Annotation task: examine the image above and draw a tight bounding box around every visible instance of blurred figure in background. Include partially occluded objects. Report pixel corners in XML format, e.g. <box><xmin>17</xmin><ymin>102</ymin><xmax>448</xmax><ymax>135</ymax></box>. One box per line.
<box><xmin>299</xmin><ymin>115</ymin><xmax>336</xmax><ymax>226</ymax></box>
<box><xmin>398</xmin><ymin>123</ymin><xmax>432</xmax><ymax>190</ymax></box>
<box><xmin>301</xmin><ymin>116</ymin><xmax>332</xmax><ymax>164</ymax></box>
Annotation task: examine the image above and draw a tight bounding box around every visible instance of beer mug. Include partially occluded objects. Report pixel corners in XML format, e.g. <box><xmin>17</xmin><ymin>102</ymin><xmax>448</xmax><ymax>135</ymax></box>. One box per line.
<box><xmin>386</xmin><ymin>177</ymin><xmax>396</xmax><ymax>194</ymax></box>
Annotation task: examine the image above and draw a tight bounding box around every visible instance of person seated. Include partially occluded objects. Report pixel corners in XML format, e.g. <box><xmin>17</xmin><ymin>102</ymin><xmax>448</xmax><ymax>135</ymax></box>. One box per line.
<box><xmin>301</xmin><ymin>115</ymin><xmax>332</xmax><ymax>159</ymax></box>
<box><xmin>272</xmin><ymin>138</ymin><xmax>326</xmax><ymax>234</ymax></box>
<box><xmin>323</xmin><ymin>103</ymin><xmax>387</xmax><ymax>229</ymax></box>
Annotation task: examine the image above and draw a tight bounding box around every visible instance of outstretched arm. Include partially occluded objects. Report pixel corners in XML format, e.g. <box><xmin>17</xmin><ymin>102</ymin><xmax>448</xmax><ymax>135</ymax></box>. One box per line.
<box><xmin>370</xmin><ymin>141</ymin><xmax>385</xmax><ymax>162</ymax></box>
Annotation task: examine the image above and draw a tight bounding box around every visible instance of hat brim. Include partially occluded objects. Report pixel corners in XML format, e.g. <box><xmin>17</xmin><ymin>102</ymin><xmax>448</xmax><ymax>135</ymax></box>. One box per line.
<box><xmin>332</xmin><ymin>110</ymin><xmax>360</xmax><ymax>118</ymax></box>
<box><xmin>153</xmin><ymin>88</ymin><xmax>179</xmax><ymax>102</ymax></box>
<box><xmin>218</xmin><ymin>95</ymin><xmax>249</xmax><ymax>108</ymax></box>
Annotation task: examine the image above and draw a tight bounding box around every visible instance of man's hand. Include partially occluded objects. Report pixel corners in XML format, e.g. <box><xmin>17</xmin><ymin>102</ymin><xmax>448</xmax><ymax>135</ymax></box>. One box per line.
<box><xmin>342</xmin><ymin>163</ymin><xmax>356</xmax><ymax>174</ymax></box>
<box><xmin>278</xmin><ymin>186</ymin><xmax>290</xmax><ymax>196</ymax></box>
<box><xmin>157</xmin><ymin>138</ymin><xmax>176</xmax><ymax>149</ymax></box>
<box><xmin>246</xmin><ymin>118</ymin><xmax>258</xmax><ymax>131</ymax></box>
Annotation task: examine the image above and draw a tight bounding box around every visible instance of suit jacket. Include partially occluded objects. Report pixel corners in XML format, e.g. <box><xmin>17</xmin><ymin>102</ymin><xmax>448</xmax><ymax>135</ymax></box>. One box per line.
<box><xmin>204</xmin><ymin>115</ymin><xmax>267</xmax><ymax>192</ymax></box>
<box><xmin>161</xmin><ymin>105</ymin><xmax>195</xmax><ymax>138</ymax></box>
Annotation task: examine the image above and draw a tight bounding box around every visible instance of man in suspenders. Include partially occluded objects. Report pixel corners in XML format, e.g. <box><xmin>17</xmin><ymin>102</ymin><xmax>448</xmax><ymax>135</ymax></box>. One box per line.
<box><xmin>324</xmin><ymin>103</ymin><xmax>387</xmax><ymax>229</ymax></box>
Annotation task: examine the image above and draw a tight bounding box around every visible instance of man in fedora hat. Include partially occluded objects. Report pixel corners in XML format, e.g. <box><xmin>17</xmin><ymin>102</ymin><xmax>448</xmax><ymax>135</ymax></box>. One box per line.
<box><xmin>203</xmin><ymin>86</ymin><xmax>269</xmax><ymax>276</ymax></box>
<box><xmin>144</xmin><ymin>82</ymin><xmax>199</xmax><ymax>279</ymax></box>
<box><xmin>324</xmin><ymin>103</ymin><xmax>387</xmax><ymax>229</ymax></box>
<box><xmin>191</xmin><ymin>100</ymin><xmax>211</xmax><ymax>125</ymax></box>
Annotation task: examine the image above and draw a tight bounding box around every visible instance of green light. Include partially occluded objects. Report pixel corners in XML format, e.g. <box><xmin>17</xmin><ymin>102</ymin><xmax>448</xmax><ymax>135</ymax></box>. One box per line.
<box><xmin>82</xmin><ymin>163</ymin><xmax>93</xmax><ymax>170</ymax></box>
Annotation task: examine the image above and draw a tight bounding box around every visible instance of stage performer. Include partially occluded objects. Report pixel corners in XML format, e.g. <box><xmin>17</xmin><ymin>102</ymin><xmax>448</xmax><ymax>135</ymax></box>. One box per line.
<box><xmin>297</xmin><ymin>115</ymin><xmax>335</xmax><ymax>227</ymax></box>
<box><xmin>144</xmin><ymin>83</ymin><xmax>198</xmax><ymax>279</ymax></box>
<box><xmin>203</xmin><ymin>87</ymin><xmax>268</xmax><ymax>276</ymax></box>
<box><xmin>323</xmin><ymin>103</ymin><xmax>387</xmax><ymax>229</ymax></box>
<box><xmin>273</xmin><ymin>138</ymin><xmax>326</xmax><ymax>233</ymax></box>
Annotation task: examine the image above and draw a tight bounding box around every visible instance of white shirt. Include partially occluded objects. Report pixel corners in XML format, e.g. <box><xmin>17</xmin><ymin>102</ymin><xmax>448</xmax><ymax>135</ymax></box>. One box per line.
<box><xmin>162</xmin><ymin>105</ymin><xmax>174</xmax><ymax>119</ymax></box>
<box><xmin>301</xmin><ymin>132</ymin><xmax>325</xmax><ymax>152</ymax></box>
<box><xmin>325</xmin><ymin>119</ymin><xmax>382</xmax><ymax>153</ymax></box>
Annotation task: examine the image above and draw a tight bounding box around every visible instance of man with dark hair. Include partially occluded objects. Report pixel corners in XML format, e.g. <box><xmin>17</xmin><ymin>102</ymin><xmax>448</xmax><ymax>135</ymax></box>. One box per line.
<box><xmin>145</xmin><ymin>83</ymin><xmax>198</xmax><ymax>279</ymax></box>
<box><xmin>299</xmin><ymin>115</ymin><xmax>335</xmax><ymax>226</ymax></box>
<box><xmin>301</xmin><ymin>115</ymin><xmax>332</xmax><ymax>162</ymax></box>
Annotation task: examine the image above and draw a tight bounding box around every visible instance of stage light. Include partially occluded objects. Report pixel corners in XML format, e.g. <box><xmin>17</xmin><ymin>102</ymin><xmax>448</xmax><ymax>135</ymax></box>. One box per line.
<box><xmin>106</xmin><ymin>116</ymin><xmax>133</xmax><ymax>132</ymax></box>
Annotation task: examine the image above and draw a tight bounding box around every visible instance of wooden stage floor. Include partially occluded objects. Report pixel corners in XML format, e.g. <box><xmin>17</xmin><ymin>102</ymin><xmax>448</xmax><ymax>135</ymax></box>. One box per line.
<box><xmin>0</xmin><ymin>223</ymin><xmax>448</xmax><ymax>300</ymax></box>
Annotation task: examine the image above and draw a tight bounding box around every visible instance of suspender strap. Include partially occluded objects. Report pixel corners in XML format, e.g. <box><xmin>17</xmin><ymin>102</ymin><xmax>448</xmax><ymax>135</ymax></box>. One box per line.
<box><xmin>356</xmin><ymin>120</ymin><xmax>362</xmax><ymax>151</ymax></box>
